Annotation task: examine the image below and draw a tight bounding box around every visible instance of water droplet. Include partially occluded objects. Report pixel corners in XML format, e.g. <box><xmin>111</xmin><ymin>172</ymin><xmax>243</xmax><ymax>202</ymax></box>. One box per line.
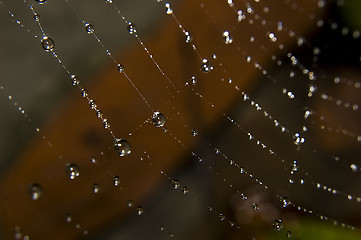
<box><xmin>165</xmin><ymin>3</ymin><xmax>173</xmax><ymax>14</ymax></box>
<box><xmin>114</xmin><ymin>139</ymin><xmax>131</xmax><ymax>156</ymax></box>
<box><xmin>89</xmin><ymin>100</ymin><xmax>97</xmax><ymax>109</ymax></box>
<box><xmin>190</xmin><ymin>76</ymin><xmax>197</xmax><ymax>85</ymax></box>
<box><xmin>34</xmin><ymin>14</ymin><xmax>40</xmax><ymax>21</ymax></box>
<box><xmin>171</xmin><ymin>179</ymin><xmax>180</xmax><ymax>189</ymax></box>
<box><xmin>185</xmin><ymin>31</ymin><xmax>192</xmax><ymax>43</ymax></box>
<box><xmin>81</xmin><ymin>89</ymin><xmax>88</xmax><ymax>98</ymax></box>
<box><xmin>65</xmin><ymin>164</ymin><xmax>80</xmax><ymax>180</ymax></box>
<box><xmin>113</xmin><ymin>175</ymin><xmax>121</xmax><ymax>186</ymax></box>
<box><xmin>252</xmin><ymin>203</ymin><xmax>259</xmax><ymax>210</ymax></box>
<box><xmin>182</xmin><ymin>187</ymin><xmax>189</xmax><ymax>194</ymax></box>
<box><xmin>92</xmin><ymin>183</ymin><xmax>100</xmax><ymax>194</ymax></box>
<box><xmin>350</xmin><ymin>164</ymin><xmax>358</xmax><ymax>172</ymax></box>
<box><xmin>117</xmin><ymin>64</ymin><xmax>125</xmax><ymax>73</ymax></box>
<box><xmin>96</xmin><ymin>110</ymin><xmax>103</xmax><ymax>118</ymax></box>
<box><xmin>127</xmin><ymin>200</ymin><xmax>134</xmax><ymax>207</ymax></box>
<box><xmin>41</xmin><ymin>36</ymin><xmax>55</xmax><ymax>52</ymax></box>
<box><xmin>103</xmin><ymin>119</ymin><xmax>110</xmax><ymax>129</ymax></box>
<box><xmin>28</xmin><ymin>183</ymin><xmax>42</xmax><ymax>200</ymax></box>
<box><xmin>160</xmin><ymin>225</ymin><xmax>166</xmax><ymax>231</ymax></box>
<box><xmin>85</xmin><ymin>23</ymin><xmax>94</xmax><ymax>34</ymax></box>
<box><xmin>152</xmin><ymin>111</ymin><xmax>166</xmax><ymax>127</ymax></box>
<box><xmin>223</xmin><ymin>31</ymin><xmax>233</xmax><ymax>44</ymax></box>
<box><xmin>273</xmin><ymin>219</ymin><xmax>283</xmax><ymax>231</ymax></box>
<box><xmin>191</xmin><ymin>129</ymin><xmax>198</xmax><ymax>136</ymax></box>
<box><xmin>201</xmin><ymin>59</ymin><xmax>213</xmax><ymax>73</ymax></box>
<box><xmin>90</xmin><ymin>157</ymin><xmax>97</xmax><ymax>164</ymax></box>
<box><xmin>66</xmin><ymin>214</ymin><xmax>72</xmax><ymax>223</ymax></box>
<box><xmin>35</xmin><ymin>0</ymin><xmax>47</xmax><ymax>4</ymax></box>
<box><xmin>14</xmin><ymin>226</ymin><xmax>23</xmax><ymax>239</ymax></box>
<box><xmin>127</xmin><ymin>22</ymin><xmax>136</xmax><ymax>34</ymax></box>
<box><xmin>70</xmin><ymin>75</ymin><xmax>79</xmax><ymax>86</ymax></box>
<box><xmin>286</xmin><ymin>231</ymin><xmax>292</xmax><ymax>238</ymax></box>
<box><xmin>137</xmin><ymin>206</ymin><xmax>144</xmax><ymax>215</ymax></box>
<box><xmin>281</xmin><ymin>197</ymin><xmax>289</xmax><ymax>208</ymax></box>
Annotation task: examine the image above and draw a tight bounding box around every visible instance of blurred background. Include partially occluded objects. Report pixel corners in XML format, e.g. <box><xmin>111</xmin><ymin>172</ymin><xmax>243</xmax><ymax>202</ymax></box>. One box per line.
<box><xmin>0</xmin><ymin>0</ymin><xmax>361</xmax><ymax>239</ymax></box>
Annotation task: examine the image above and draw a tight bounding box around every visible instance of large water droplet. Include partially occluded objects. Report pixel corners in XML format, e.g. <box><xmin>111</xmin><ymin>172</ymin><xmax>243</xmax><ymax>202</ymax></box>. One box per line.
<box><xmin>152</xmin><ymin>111</ymin><xmax>166</xmax><ymax>127</ymax></box>
<box><xmin>65</xmin><ymin>164</ymin><xmax>80</xmax><ymax>180</ymax></box>
<box><xmin>127</xmin><ymin>22</ymin><xmax>136</xmax><ymax>34</ymax></box>
<box><xmin>273</xmin><ymin>219</ymin><xmax>283</xmax><ymax>231</ymax></box>
<box><xmin>41</xmin><ymin>36</ymin><xmax>55</xmax><ymax>52</ymax></box>
<box><xmin>35</xmin><ymin>0</ymin><xmax>47</xmax><ymax>4</ymax></box>
<box><xmin>114</xmin><ymin>139</ymin><xmax>131</xmax><ymax>156</ymax></box>
<box><xmin>85</xmin><ymin>23</ymin><xmax>94</xmax><ymax>34</ymax></box>
<box><xmin>201</xmin><ymin>59</ymin><xmax>213</xmax><ymax>73</ymax></box>
<box><xmin>28</xmin><ymin>183</ymin><xmax>42</xmax><ymax>200</ymax></box>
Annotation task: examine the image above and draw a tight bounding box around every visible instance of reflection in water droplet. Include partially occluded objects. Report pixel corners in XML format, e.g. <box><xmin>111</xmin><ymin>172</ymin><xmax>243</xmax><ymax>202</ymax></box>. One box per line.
<box><xmin>28</xmin><ymin>183</ymin><xmax>42</xmax><ymax>200</ymax></box>
<box><xmin>113</xmin><ymin>175</ymin><xmax>121</xmax><ymax>186</ymax></box>
<box><xmin>65</xmin><ymin>164</ymin><xmax>80</xmax><ymax>180</ymax></box>
<box><xmin>41</xmin><ymin>36</ymin><xmax>55</xmax><ymax>52</ymax></box>
<box><xmin>85</xmin><ymin>23</ymin><xmax>94</xmax><ymax>34</ymax></box>
<box><xmin>201</xmin><ymin>59</ymin><xmax>213</xmax><ymax>73</ymax></box>
<box><xmin>152</xmin><ymin>111</ymin><xmax>166</xmax><ymax>127</ymax></box>
<box><xmin>105</xmin><ymin>0</ymin><xmax>112</xmax><ymax>3</ymax></box>
<box><xmin>92</xmin><ymin>183</ymin><xmax>100</xmax><ymax>194</ymax></box>
<box><xmin>114</xmin><ymin>139</ymin><xmax>131</xmax><ymax>156</ymax></box>
<box><xmin>127</xmin><ymin>22</ymin><xmax>136</xmax><ymax>34</ymax></box>
<box><xmin>286</xmin><ymin>231</ymin><xmax>292</xmax><ymax>238</ymax></box>
<box><xmin>273</xmin><ymin>219</ymin><xmax>283</xmax><ymax>231</ymax></box>
<box><xmin>182</xmin><ymin>187</ymin><xmax>189</xmax><ymax>194</ymax></box>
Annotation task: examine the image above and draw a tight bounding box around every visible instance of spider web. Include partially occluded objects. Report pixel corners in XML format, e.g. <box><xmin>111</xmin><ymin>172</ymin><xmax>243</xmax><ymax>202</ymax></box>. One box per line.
<box><xmin>0</xmin><ymin>0</ymin><xmax>360</xmax><ymax>239</ymax></box>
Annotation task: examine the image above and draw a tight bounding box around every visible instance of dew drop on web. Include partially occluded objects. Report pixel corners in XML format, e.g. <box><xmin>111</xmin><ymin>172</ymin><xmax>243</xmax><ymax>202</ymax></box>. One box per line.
<box><xmin>152</xmin><ymin>111</ymin><xmax>166</xmax><ymax>127</ymax></box>
<box><xmin>28</xmin><ymin>183</ymin><xmax>42</xmax><ymax>200</ymax></box>
<box><xmin>41</xmin><ymin>36</ymin><xmax>55</xmax><ymax>52</ymax></box>
<box><xmin>114</xmin><ymin>139</ymin><xmax>131</xmax><ymax>157</ymax></box>
<box><xmin>65</xmin><ymin>164</ymin><xmax>80</xmax><ymax>180</ymax></box>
